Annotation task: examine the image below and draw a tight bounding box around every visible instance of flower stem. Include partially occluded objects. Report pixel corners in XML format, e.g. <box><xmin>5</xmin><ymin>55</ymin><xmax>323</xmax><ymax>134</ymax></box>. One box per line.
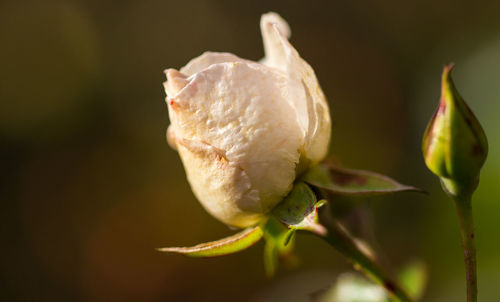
<box><xmin>453</xmin><ymin>194</ymin><xmax>477</xmax><ymax>302</ymax></box>
<box><xmin>312</xmin><ymin>219</ymin><xmax>413</xmax><ymax>302</ymax></box>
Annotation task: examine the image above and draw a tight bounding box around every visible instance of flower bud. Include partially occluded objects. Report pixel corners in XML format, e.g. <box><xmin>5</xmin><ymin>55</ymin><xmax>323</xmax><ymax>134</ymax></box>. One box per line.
<box><xmin>163</xmin><ymin>13</ymin><xmax>331</xmax><ymax>227</ymax></box>
<box><xmin>422</xmin><ymin>64</ymin><xmax>488</xmax><ymax>197</ymax></box>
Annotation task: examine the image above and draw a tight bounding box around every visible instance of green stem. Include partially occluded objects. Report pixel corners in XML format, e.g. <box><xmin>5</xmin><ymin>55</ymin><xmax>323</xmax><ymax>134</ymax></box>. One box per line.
<box><xmin>312</xmin><ymin>220</ymin><xmax>413</xmax><ymax>302</ymax></box>
<box><xmin>454</xmin><ymin>194</ymin><xmax>477</xmax><ymax>302</ymax></box>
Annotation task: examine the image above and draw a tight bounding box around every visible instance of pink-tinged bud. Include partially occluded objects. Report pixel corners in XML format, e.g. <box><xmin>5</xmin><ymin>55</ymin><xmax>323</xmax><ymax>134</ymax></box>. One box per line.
<box><xmin>422</xmin><ymin>64</ymin><xmax>488</xmax><ymax>197</ymax></box>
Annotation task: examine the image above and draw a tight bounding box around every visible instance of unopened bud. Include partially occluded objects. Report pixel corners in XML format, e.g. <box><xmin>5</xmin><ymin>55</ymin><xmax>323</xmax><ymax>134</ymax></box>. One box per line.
<box><xmin>422</xmin><ymin>64</ymin><xmax>488</xmax><ymax>197</ymax></box>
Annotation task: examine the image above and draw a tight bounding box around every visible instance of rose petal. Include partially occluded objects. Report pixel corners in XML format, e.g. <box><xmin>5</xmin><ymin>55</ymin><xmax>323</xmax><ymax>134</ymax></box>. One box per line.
<box><xmin>260</xmin><ymin>13</ymin><xmax>331</xmax><ymax>164</ymax></box>
<box><xmin>260</xmin><ymin>12</ymin><xmax>291</xmax><ymax>71</ymax></box>
<box><xmin>168</xmin><ymin>61</ymin><xmax>304</xmax><ymax>227</ymax></box>
<box><xmin>180</xmin><ymin>51</ymin><xmax>246</xmax><ymax>76</ymax></box>
<box><xmin>176</xmin><ymin>137</ymin><xmax>262</xmax><ymax>227</ymax></box>
<box><xmin>164</xmin><ymin>69</ymin><xmax>190</xmax><ymax>98</ymax></box>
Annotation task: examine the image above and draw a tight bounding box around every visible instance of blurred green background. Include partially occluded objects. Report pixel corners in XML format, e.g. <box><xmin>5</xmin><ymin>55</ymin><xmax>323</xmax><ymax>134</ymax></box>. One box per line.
<box><xmin>1</xmin><ymin>0</ymin><xmax>499</xmax><ymax>301</ymax></box>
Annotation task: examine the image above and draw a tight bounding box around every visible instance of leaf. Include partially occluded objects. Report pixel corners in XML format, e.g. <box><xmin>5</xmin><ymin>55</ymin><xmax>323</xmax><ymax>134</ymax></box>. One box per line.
<box><xmin>398</xmin><ymin>260</ymin><xmax>427</xmax><ymax>301</ymax></box>
<box><xmin>157</xmin><ymin>226</ymin><xmax>263</xmax><ymax>257</ymax></box>
<box><xmin>271</xmin><ymin>182</ymin><xmax>326</xmax><ymax>234</ymax></box>
<box><xmin>302</xmin><ymin>164</ymin><xmax>423</xmax><ymax>196</ymax></box>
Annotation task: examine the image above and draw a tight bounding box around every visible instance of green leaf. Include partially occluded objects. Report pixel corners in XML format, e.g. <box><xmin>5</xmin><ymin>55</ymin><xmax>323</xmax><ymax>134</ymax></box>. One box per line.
<box><xmin>157</xmin><ymin>226</ymin><xmax>263</xmax><ymax>257</ymax></box>
<box><xmin>271</xmin><ymin>182</ymin><xmax>326</xmax><ymax>234</ymax></box>
<box><xmin>302</xmin><ymin>164</ymin><xmax>423</xmax><ymax>196</ymax></box>
<box><xmin>398</xmin><ymin>260</ymin><xmax>427</xmax><ymax>301</ymax></box>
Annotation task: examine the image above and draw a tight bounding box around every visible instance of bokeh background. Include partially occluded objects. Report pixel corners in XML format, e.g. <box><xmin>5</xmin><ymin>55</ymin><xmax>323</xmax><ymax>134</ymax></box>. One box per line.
<box><xmin>1</xmin><ymin>0</ymin><xmax>499</xmax><ymax>301</ymax></box>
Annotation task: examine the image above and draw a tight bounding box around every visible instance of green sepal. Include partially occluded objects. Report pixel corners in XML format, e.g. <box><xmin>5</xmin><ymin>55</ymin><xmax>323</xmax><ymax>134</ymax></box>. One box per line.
<box><xmin>272</xmin><ymin>182</ymin><xmax>318</xmax><ymax>230</ymax></box>
<box><xmin>262</xmin><ymin>216</ymin><xmax>297</xmax><ymax>277</ymax></box>
<box><xmin>272</xmin><ymin>182</ymin><xmax>327</xmax><ymax>233</ymax></box>
<box><xmin>157</xmin><ymin>226</ymin><xmax>263</xmax><ymax>257</ymax></box>
<box><xmin>302</xmin><ymin>164</ymin><xmax>422</xmax><ymax>196</ymax></box>
<box><xmin>262</xmin><ymin>182</ymin><xmax>326</xmax><ymax>276</ymax></box>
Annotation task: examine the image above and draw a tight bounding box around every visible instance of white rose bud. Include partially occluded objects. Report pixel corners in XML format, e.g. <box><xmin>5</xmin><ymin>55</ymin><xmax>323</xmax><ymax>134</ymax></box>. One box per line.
<box><xmin>164</xmin><ymin>12</ymin><xmax>331</xmax><ymax>228</ymax></box>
